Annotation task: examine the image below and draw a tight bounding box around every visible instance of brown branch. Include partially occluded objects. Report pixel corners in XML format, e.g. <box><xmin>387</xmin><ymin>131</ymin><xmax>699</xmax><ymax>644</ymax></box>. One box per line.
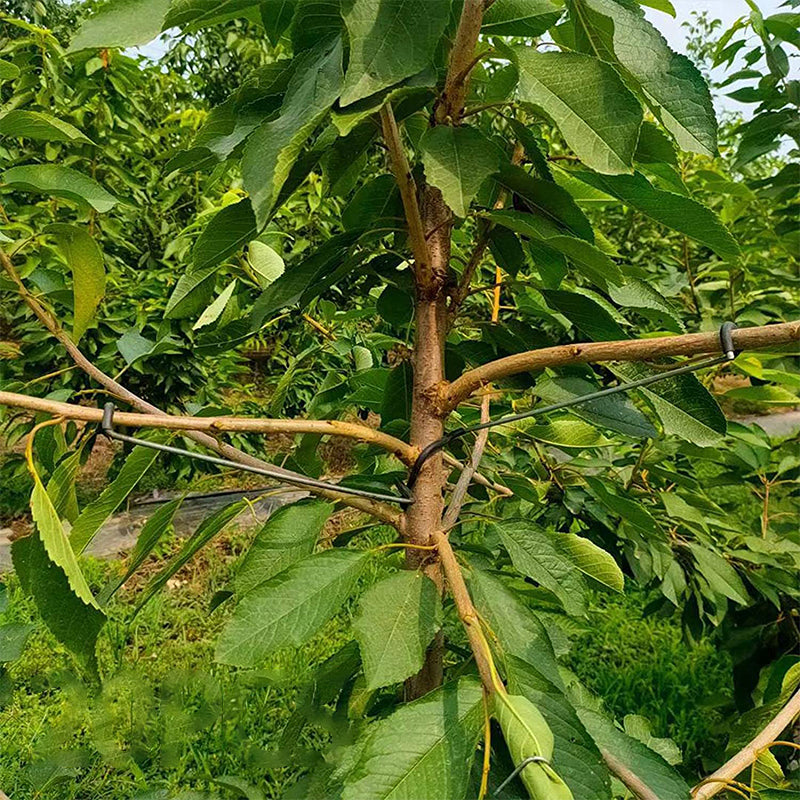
<box><xmin>443</xmin><ymin>452</ymin><xmax>513</xmax><ymax>497</ymax></box>
<box><xmin>1</xmin><ymin>248</ymin><xmax>404</xmax><ymax>529</ymax></box>
<box><xmin>445</xmin><ymin>321</ymin><xmax>800</xmax><ymax>411</ymax></box>
<box><xmin>434</xmin><ymin>529</ymin><xmax>495</xmax><ymax>691</ymax></box>
<box><xmin>693</xmin><ymin>686</ymin><xmax>800</xmax><ymax>800</ymax></box>
<box><xmin>0</xmin><ymin>391</ymin><xmax>417</xmax><ymax>465</ymax></box>
<box><xmin>436</xmin><ymin>0</ymin><xmax>487</xmax><ymax>124</ymax></box>
<box><xmin>443</xmin><ymin>394</ymin><xmax>491</xmax><ymax>529</ymax></box>
<box><xmin>602</xmin><ymin>749</ymin><xmax>660</xmax><ymax>800</ymax></box>
<box><xmin>379</xmin><ymin>103</ymin><xmax>431</xmax><ymax>286</ymax></box>
<box><xmin>449</xmin><ymin>141</ymin><xmax>525</xmax><ymax>319</ymax></box>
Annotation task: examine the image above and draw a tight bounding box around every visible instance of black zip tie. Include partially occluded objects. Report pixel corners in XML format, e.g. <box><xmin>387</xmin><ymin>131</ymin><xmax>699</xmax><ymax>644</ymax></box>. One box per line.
<box><xmin>101</xmin><ymin>404</ymin><xmax>414</xmax><ymax>507</ymax></box>
<box><xmin>406</xmin><ymin>321</ymin><xmax>739</xmax><ymax>490</ymax></box>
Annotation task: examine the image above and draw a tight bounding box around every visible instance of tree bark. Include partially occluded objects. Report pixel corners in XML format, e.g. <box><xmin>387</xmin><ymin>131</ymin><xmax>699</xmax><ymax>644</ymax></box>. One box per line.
<box><xmin>404</xmin><ymin>185</ymin><xmax>451</xmax><ymax>699</ymax></box>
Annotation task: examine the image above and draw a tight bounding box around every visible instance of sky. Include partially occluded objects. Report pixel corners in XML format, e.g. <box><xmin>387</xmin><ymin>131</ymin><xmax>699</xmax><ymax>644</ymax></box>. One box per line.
<box><xmin>644</xmin><ymin>0</ymin><xmax>795</xmax><ymax>115</ymax></box>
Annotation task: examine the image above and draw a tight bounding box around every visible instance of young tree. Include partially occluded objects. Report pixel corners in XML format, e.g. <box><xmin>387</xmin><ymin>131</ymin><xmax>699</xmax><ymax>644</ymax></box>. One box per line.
<box><xmin>1</xmin><ymin>1</ymin><xmax>799</xmax><ymax>797</ymax></box>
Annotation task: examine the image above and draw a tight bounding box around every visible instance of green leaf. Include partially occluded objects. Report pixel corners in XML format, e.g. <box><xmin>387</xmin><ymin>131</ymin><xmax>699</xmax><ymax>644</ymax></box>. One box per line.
<box><xmin>584</xmin><ymin>476</ymin><xmax>661</xmax><ymax>537</ymax></box>
<box><xmin>340</xmin><ymin>0</ymin><xmax>450</xmax><ymax>107</ymax></box>
<box><xmin>468</xmin><ymin>568</ymin><xmax>563</xmax><ymax>688</ymax></box>
<box><xmin>635</xmin><ymin>122</ymin><xmax>678</xmax><ymax>166</ymax></box>
<box><xmin>69</xmin><ymin>0</ymin><xmax>172</xmax><ymax>51</ymax></box>
<box><xmin>542</xmin><ymin>235</ymin><xmax>622</xmax><ymax>287</ymax></box>
<box><xmin>513</xmin><ymin>50</ymin><xmax>643</xmax><ymax>174</ymax></box>
<box><xmin>573</xmin><ymin>171</ymin><xmax>740</xmax><ymax>261</ymax></box>
<box><xmin>725</xmin><ymin>385</ymin><xmax>800</xmax><ymax>406</ymax></box>
<box><xmin>487</xmin><ymin>213</ymin><xmax>621</xmax><ymax>287</ymax></box>
<box><xmin>11</xmin><ymin>532</ymin><xmax>105</xmax><ymax>677</ymax></box>
<box><xmin>419</xmin><ymin>126</ymin><xmax>501</xmax><ymax>217</ymax></box>
<box><xmin>164</xmin><ymin>0</ymin><xmax>262</xmax><ymax>29</ymax></box>
<box><xmin>45</xmin><ymin>224</ymin><xmax>105</xmax><ymax>343</ymax></box>
<box><xmin>495</xmin><ymin>163</ymin><xmax>594</xmax><ymax>242</ymax></box>
<box><xmin>623</xmin><ymin>715</ymin><xmax>682</xmax><ymax>765</ymax></box>
<box><xmin>216</xmin><ymin>549</ymin><xmax>368</xmax><ymax>667</ymax></box>
<box><xmin>541</xmin><ymin>289</ymin><xmax>626</xmax><ymax>341</ymax></box>
<box><xmin>735</xmin><ymin>110</ymin><xmax>800</xmax><ymax>168</ymax></box>
<box><xmin>557</xmin><ymin>533</ymin><xmax>624</xmax><ymax>592</ymax></box>
<box><xmin>381</xmin><ymin>361</ymin><xmax>413</xmax><ymax>424</ymax></box>
<box><xmin>248</xmin><ymin>241</ymin><xmax>284</xmax><ymax>287</ymax></box>
<box><xmin>607</xmin><ymin>279</ymin><xmax>685</xmax><ymax>333</ymax></box>
<box><xmin>30</xmin><ymin>473</ymin><xmax>98</xmax><ymax>609</ymax></box>
<box><xmin>687</xmin><ymin>544</ymin><xmax>750</xmax><ymax>605</ymax></box>
<box><xmin>494</xmin><ymin>521</ymin><xmax>587</xmax><ymax>616</ymax></box>
<box><xmin>0</xmin><ymin>110</ymin><xmax>93</xmax><ymax>144</ymax></box>
<box><xmin>571</xmin><ymin>694</ymin><xmax>690</xmax><ymax>800</ymax></box>
<box><xmin>728</xmin><ymin>664</ymin><xmax>800</xmax><ymax>755</ymax></box>
<box><xmin>494</xmin><ymin>692</ymin><xmax>574</xmax><ymax>800</ymax></box>
<box><xmin>70</xmin><ymin>444</ymin><xmax>161</xmax><ymax>554</ymax></box>
<box><xmin>353</xmin><ymin>571</ymin><xmax>443</xmax><ymax>690</ymax></box>
<box><xmin>342</xmin><ymin>679</ymin><xmax>484</xmax><ymax>800</ymax></box>
<box><xmin>498</xmin><ymin>417</ymin><xmax>610</xmax><ymax>449</ymax></box>
<box><xmin>0</xmin><ymin>623</ymin><xmax>36</xmax><ymax>663</ymax></box>
<box><xmin>1</xmin><ymin>165</ymin><xmax>118</xmax><ymax>212</ymax></box>
<box><xmin>377</xmin><ymin>285</ymin><xmax>414</xmax><ymax>327</ymax></box>
<box><xmin>536</xmin><ymin>376</ymin><xmax>658</xmax><ymax>439</ymax></box>
<box><xmin>243</xmin><ymin>38</ymin><xmax>343</xmax><ymax>227</ymax></box>
<box><xmin>639</xmin><ymin>0</ymin><xmax>675</xmax><ymax>14</ymax></box>
<box><xmin>342</xmin><ymin>175</ymin><xmax>405</xmax><ymax>232</ymax></box>
<box><xmin>250</xmin><ymin>231</ymin><xmax>362</xmax><ymax>326</ymax></box>
<box><xmin>46</xmin><ymin>450</ymin><xmax>83</xmax><ymax>522</ymax></box>
<box><xmin>506</xmin><ymin>657</ymin><xmax>611</xmax><ymax>800</ymax></box>
<box><xmin>193</xmin><ymin>199</ymin><xmax>257</xmax><ymax>271</ymax></box>
<box><xmin>482</xmin><ymin>0</ymin><xmax>562</xmax><ymax>36</ymax></box>
<box><xmin>261</xmin><ymin>0</ymin><xmax>297</xmax><ymax>44</ymax></box>
<box><xmin>214</xmin><ymin>776</ymin><xmax>266</xmax><ymax>800</ymax></box>
<box><xmin>193</xmin><ymin>280</ymin><xmax>237</xmax><ymax>330</ymax></box>
<box><xmin>570</xmin><ymin>0</ymin><xmax>716</xmax><ymax>156</ymax></box>
<box><xmin>138</xmin><ymin>500</ymin><xmax>247</xmax><ymax>614</ymax></box>
<box><xmin>97</xmin><ymin>498</ymin><xmax>183</xmax><ymax>606</ymax></box>
<box><xmin>0</xmin><ymin>60</ymin><xmax>20</xmax><ymax>81</ymax></box>
<box><xmin>165</xmin><ymin>265</ymin><xmax>220</xmax><ymax>320</ymax></box>
<box><xmin>612</xmin><ymin>362</ymin><xmax>727</xmax><ymax>447</ymax></box>
<box><xmin>234</xmin><ymin>500</ymin><xmax>332</xmax><ymax>595</ymax></box>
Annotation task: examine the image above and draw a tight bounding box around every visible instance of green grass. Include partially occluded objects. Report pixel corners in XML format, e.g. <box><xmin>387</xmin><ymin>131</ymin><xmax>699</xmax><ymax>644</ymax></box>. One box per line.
<box><xmin>0</xmin><ymin>528</ymin><xmax>347</xmax><ymax>800</ymax></box>
<box><xmin>0</xmin><ymin>521</ymin><xmax>406</xmax><ymax>800</ymax></box>
<box><xmin>1</xmin><ymin>524</ymin><xmax>737</xmax><ymax>799</ymax></box>
<box><xmin>568</xmin><ymin>592</ymin><xmax>734</xmax><ymax>776</ymax></box>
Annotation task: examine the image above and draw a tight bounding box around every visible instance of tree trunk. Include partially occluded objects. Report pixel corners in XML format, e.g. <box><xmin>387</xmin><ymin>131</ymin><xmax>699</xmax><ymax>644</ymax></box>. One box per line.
<box><xmin>403</xmin><ymin>184</ymin><xmax>452</xmax><ymax>699</ymax></box>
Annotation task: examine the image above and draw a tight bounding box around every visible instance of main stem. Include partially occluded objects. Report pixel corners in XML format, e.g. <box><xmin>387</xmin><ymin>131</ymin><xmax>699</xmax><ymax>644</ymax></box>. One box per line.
<box><xmin>404</xmin><ymin>186</ymin><xmax>451</xmax><ymax>699</ymax></box>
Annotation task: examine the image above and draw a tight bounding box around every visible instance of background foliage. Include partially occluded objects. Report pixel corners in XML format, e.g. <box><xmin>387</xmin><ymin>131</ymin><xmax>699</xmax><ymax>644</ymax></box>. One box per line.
<box><xmin>0</xmin><ymin>0</ymin><xmax>798</xmax><ymax>798</ymax></box>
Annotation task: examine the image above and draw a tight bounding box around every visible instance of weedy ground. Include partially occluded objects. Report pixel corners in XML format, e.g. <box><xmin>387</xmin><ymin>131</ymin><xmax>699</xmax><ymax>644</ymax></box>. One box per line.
<box><xmin>0</xmin><ymin>517</ymin><xmax>735</xmax><ymax>800</ymax></box>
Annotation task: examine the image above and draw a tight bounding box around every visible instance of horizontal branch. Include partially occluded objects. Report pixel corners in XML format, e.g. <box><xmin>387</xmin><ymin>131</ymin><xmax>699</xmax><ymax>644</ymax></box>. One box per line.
<box><xmin>0</xmin><ymin>391</ymin><xmax>417</xmax><ymax>465</ymax></box>
<box><xmin>445</xmin><ymin>321</ymin><xmax>800</xmax><ymax>410</ymax></box>
<box><xmin>1</xmin><ymin>248</ymin><xmax>404</xmax><ymax>529</ymax></box>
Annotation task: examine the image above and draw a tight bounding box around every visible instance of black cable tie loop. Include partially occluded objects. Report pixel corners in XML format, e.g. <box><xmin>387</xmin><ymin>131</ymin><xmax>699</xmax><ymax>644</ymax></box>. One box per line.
<box><xmin>720</xmin><ymin>320</ymin><xmax>738</xmax><ymax>360</ymax></box>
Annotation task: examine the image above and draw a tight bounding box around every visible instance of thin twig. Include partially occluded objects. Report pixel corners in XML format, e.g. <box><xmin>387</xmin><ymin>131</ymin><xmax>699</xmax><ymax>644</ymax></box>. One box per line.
<box><xmin>442</xmin><ymin>394</ymin><xmax>492</xmax><ymax>528</ymax></box>
<box><xmin>379</xmin><ymin>103</ymin><xmax>430</xmax><ymax>285</ymax></box>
